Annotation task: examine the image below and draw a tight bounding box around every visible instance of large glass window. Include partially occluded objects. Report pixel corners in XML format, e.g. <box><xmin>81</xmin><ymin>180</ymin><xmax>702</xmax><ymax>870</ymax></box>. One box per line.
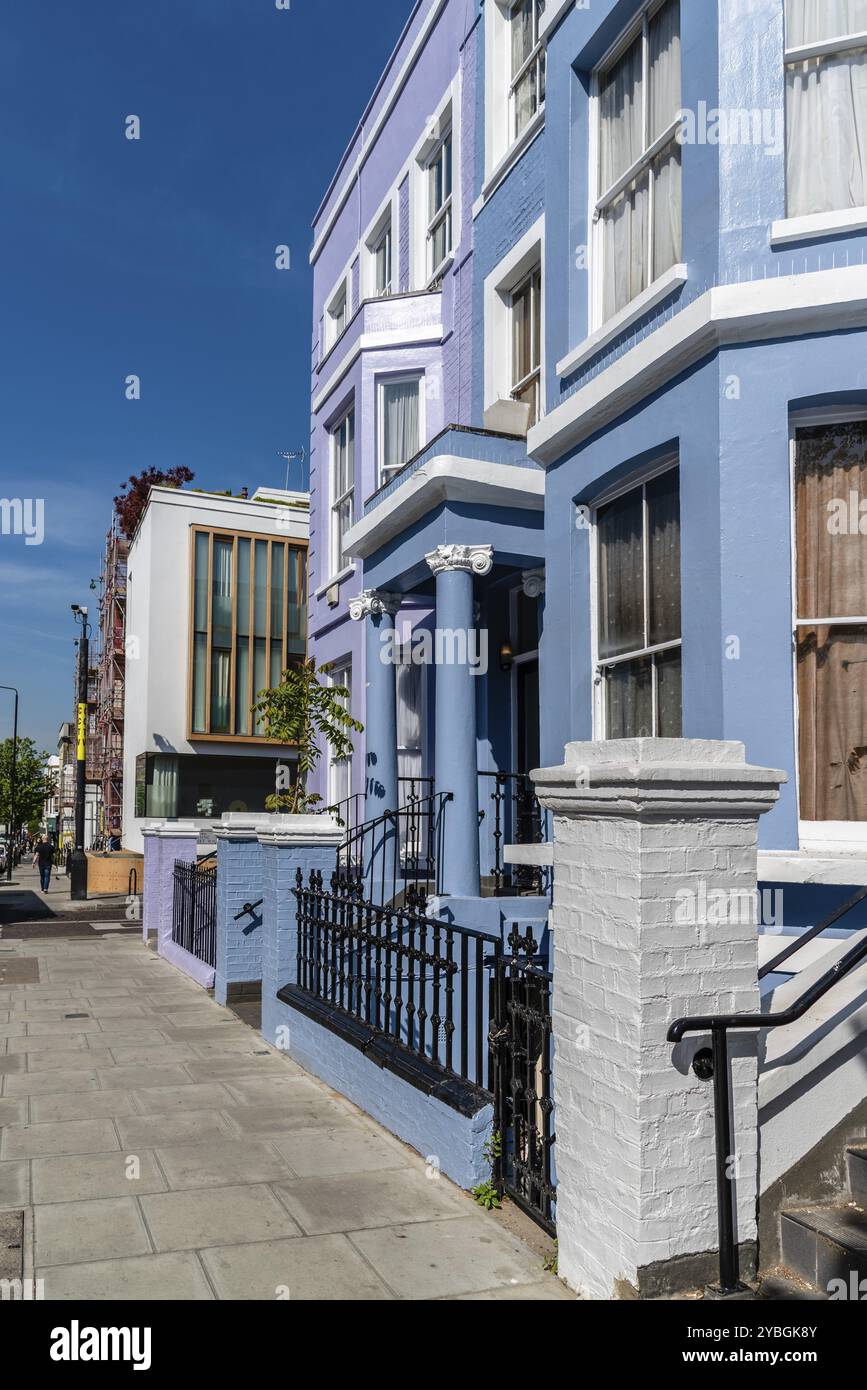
<box><xmin>372</xmin><ymin>219</ymin><xmax>393</xmax><ymax>297</ymax></box>
<box><xmin>511</xmin><ymin>265</ymin><xmax>542</xmax><ymax>426</ymax></box>
<box><xmin>327</xmin><ymin>662</ymin><xmax>353</xmax><ymax>810</ymax></box>
<box><xmin>190</xmin><ymin>530</ymin><xmax>307</xmax><ymax>738</ymax></box>
<box><xmin>794</xmin><ymin>420</ymin><xmax>867</xmax><ymax>822</ymax></box>
<box><xmin>596</xmin><ymin>466</ymin><xmax>682</xmax><ymax>738</ymax></box>
<box><xmin>595</xmin><ymin>0</ymin><xmax>681</xmax><ymax>322</ymax></box>
<box><xmin>427</xmin><ymin>130</ymin><xmax>453</xmax><ymax>286</ymax></box>
<box><xmin>511</xmin><ymin>0</ymin><xmax>546</xmax><ymax>140</ymax></box>
<box><xmin>330</xmin><ymin>409</ymin><xmax>355</xmax><ymax>573</ymax></box>
<box><xmin>135</xmin><ymin>751</ymin><xmax>295</xmax><ymax>819</ymax></box>
<box><xmin>379</xmin><ymin>376</ymin><xmax>423</xmax><ymax>484</ymax></box>
<box><xmin>785</xmin><ymin>1</ymin><xmax>867</xmax><ymax>218</ymax></box>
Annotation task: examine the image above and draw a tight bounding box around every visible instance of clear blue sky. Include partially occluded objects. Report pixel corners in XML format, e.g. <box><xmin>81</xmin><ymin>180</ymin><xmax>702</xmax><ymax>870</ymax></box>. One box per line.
<box><xmin>0</xmin><ymin>0</ymin><xmax>414</xmax><ymax>751</ymax></box>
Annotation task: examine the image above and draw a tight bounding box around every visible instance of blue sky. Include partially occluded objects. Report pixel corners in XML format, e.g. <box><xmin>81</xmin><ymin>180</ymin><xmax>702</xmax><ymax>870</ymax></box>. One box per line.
<box><xmin>0</xmin><ymin>0</ymin><xmax>414</xmax><ymax>750</ymax></box>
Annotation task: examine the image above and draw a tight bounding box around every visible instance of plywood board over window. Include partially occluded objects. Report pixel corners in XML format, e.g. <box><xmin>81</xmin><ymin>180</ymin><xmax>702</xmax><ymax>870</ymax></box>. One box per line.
<box><xmin>188</xmin><ymin>527</ymin><xmax>307</xmax><ymax>743</ymax></box>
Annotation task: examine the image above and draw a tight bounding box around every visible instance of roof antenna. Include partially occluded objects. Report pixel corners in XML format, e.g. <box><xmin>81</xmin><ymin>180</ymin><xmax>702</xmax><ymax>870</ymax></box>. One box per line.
<box><xmin>276</xmin><ymin>448</ymin><xmax>306</xmax><ymax>491</ymax></box>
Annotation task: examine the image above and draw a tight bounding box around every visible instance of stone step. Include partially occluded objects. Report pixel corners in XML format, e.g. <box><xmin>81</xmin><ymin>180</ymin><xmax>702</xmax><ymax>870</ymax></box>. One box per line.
<box><xmin>780</xmin><ymin>1203</ymin><xmax>867</xmax><ymax>1295</ymax></box>
<box><xmin>848</xmin><ymin>1146</ymin><xmax>867</xmax><ymax>1206</ymax></box>
<box><xmin>758</xmin><ymin>1273</ymin><xmax>828</xmax><ymax>1301</ymax></box>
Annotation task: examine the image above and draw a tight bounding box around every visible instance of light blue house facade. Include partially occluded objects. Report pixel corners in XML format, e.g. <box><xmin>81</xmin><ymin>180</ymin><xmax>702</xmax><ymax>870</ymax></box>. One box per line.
<box><xmin>309</xmin><ymin>0</ymin><xmax>867</xmax><ymax>930</ymax></box>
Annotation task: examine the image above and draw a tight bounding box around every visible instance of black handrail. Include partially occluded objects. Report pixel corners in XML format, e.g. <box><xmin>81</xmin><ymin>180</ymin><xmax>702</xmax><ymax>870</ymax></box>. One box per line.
<box><xmin>759</xmin><ymin>883</ymin><xmax>867</xmax><ymax>980</ymax></box>
<box><xmin>668</xmin><ymin>909</ymin><xmax>867</xmax><ymax>1296</ymax></box>
<box><xmin>234</xmin><ymin>898</ymin><xmax>264</xmax><ymax>922</ymax></box>
<box><xmin>337</xmin><ymin>791</ymin><xmax>453</xmax><ymax>903</ymax></box>
<box><xmin>478</xmin><ymin>770</ymin><xmax>547</xmax><ymax>895</ymax></box>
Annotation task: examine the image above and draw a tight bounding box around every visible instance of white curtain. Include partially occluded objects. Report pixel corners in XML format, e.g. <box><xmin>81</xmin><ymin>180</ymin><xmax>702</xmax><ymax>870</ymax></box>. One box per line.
<box><xmin>786</xmin><ymin>0</ymin><xmax>867</xmax><ymax>216</ymax></box>
<box><xmin>151</xmin><ymin>756</ymin><xmax>179</xmax><ymax>818</ymax></box>
<box><xmin>396</xmin><ymin>654</ymin><xmax>423</xmax><ymax>786</ymax></box>
<box><xmin>382</xmin><ymin>380</ymin><xmax>420</xmax><ymax>476</ymax></box>
<box><xmin>649</xmin><ymin>0</ymin><xmax>681</xmax><ymax>141</ymax></box>
<box><xmin>600</xmin><ymin>34</ymin><xmax>646</xmax><ymax>320</ymax></box>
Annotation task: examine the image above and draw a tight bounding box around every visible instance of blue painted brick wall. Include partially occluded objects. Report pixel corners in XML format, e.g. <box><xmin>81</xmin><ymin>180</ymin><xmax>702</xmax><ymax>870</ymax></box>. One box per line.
<box><xmin>215</xmin><ymin>836</ymin><xmax>264</xmax><ymax>1006</ymax></box>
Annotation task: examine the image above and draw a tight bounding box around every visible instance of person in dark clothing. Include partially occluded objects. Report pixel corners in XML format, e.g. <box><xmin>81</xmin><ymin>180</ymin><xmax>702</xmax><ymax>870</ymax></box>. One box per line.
<box><xmin>32</xmin><ymin>837</ymin><xmax>54</xmax><ymax>892</ymax></box>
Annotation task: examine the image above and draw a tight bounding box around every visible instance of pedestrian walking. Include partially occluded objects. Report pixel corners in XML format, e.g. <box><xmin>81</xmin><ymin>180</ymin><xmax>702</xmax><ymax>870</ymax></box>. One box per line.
<box><xmin>32</xmin><ymin>835</ymin><xmax>54</xmax><ymax>892</ymax></box>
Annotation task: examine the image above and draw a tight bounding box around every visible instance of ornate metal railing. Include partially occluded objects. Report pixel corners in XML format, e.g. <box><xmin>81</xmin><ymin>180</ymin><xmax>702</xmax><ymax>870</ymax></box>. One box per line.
<box><xmin>478</xmin><ymin>771</ymin><xmax>548</xmax><ymax>896</ymax></box>
<box><xmin>171</xmin><ymin>857</ymin><xmax>217</xmax><ymax>966</ymax></box>
<box><xmin>336</xmin><ymin>790</ymin><xmax>452</xmax><ymax>903</ymax></box>
<box><xmin>489</xmin><ymin>924</ymin><xmax>556</xmax><ymax>1234</ymax></box>
<box><xmin>668</xmin><ymin>889</ymin><xmax>867</xmax><ymax>1296</ymax></box>
<box><xmin>291</xmin><ymin>868</ymin><xmax>500</xmax><ymax>1091</ymax></box>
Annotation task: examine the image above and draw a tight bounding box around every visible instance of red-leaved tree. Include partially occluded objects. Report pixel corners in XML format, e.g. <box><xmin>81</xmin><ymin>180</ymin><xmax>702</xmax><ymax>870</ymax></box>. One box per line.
<box><xmin>113</xmin><ymin>466</ymin><xmax>195</xmax><ymax>540</ymax></box>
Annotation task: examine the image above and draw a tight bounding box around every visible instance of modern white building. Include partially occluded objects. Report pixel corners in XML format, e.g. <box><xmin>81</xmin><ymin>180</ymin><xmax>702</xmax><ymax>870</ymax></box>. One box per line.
<box><xmin>122</xmin><ymin>484</ymin><xmax>309</xmax><ymax>852</ymax></box>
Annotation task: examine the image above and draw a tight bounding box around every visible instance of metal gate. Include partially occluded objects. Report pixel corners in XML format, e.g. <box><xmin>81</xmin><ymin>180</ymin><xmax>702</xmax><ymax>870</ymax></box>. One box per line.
<box><xmin>489</xmin><ymin>925</ymin><xmax>556</xmax><ymax>1235</ymax></box>
<box><xmin>172</xmin><ymin>857</ymin><xmax>217</xmax><ymax>966</ymax></box>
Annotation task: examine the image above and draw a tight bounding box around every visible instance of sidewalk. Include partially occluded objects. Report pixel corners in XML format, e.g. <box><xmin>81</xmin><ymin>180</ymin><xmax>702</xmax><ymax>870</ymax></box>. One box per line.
<box><xmin>0</xmin><ymin>900</ymin><xmax>571</xmax><ymax>1300</ymax></box>
<box><xmin>0</xmin><ymin>861</ymin><xmax>136</xmax><ymax>933</ymax></box>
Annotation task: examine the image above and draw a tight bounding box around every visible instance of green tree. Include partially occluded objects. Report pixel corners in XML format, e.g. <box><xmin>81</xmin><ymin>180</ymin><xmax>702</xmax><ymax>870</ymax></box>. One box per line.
<box><xmin>0</xmin><ymin>738</ymin><xmax>52</xmax><ymax>832</ymax></box>
<box><xmin>253</xmin><ymin>660</ymin><xmax>363</xmax><ymax>815</ymax></box>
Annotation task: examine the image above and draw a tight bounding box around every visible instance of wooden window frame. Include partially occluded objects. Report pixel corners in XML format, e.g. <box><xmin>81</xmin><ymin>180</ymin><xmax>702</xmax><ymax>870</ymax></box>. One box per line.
<box><xmin>187</xmin><ymin>525</ymin><xmax>308</xmax><ymax>745</ymax></box>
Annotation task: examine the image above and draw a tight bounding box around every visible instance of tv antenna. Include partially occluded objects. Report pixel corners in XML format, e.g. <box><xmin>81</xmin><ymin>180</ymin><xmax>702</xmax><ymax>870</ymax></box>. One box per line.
<box><xmin>276</xmin><ymin>448</ymin><xmax>306</xmax><ymax>491</ymax></box>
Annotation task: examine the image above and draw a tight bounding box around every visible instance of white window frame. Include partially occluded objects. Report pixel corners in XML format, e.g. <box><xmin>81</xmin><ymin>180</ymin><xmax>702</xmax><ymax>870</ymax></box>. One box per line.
<box><xmin>377</xmin><ymin>373</ymin><xmax>426</xmax><ymax>488</ymax></box>
<box><xmin>329</xmin><ymin>407</ymin><xmax>355</xmax><ymax>576</ymax></box>
<box><xmin>510</xmin><ymin>264</ymin><xmax>543</xmax><ymax>427</ymax></box>
<box><xmin>589</xmin><ymin>457</ymin><xmax>682</xmax><ymax>740</ymax></box>
<box><xmin>426</xmin><ymin>128</ymin><xmax>454</xmax><ymax>288</ymax></box>
<box><xmin>483</xmin><ymin>215</ymin><xmax>545</xmax><ymax>422</ymax></box>
<box><xmin>789</xmin><ymin>406</ymin><xmax>867</xmax><ymax>850</ymax></box>
<box><xmin>508</xmin><ymin>583</ymin><xmax>541</xmax><ymax>775</ymax></box>
<box><xmin>484</xmin><ymin>0</ymin><xmax>547</xmax><ymax>187</ymax></box>
<box><xmin>589</xmin><ymin>0</ymin><xmax>682</xmax><ymax>333</ymax></box>
<box><xmin>509</xmin><ymin>0</ymin><xmax>547</xmax><ymax>145</ymax></box>
<box><xmin>410</xmin><ymin>83</ymin><xmax>460</xmax><ymax>291</ymax></box>
<box><xmin>326</xmin><ymin>277</ymin><xmax>350</xmax><ymax>350</ymax></box>
<box><xmin>363</xmin><ymin>197</ymin><xmax>397</xmax><ymax>300</ymax></box>
<box><xmin>327</xmin><ymin>660</ymin><xmax>353</xmax><ymax>808</ymax></box>
<box><xmin>783</xmin><ymin>9</ymin><xmax>867</xmax><ymax>224</ymax></box>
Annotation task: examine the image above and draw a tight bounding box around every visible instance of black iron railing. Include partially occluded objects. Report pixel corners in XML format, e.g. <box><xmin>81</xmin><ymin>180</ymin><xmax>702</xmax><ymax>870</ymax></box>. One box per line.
<box><xmin>171</xmin><ymin>857</ymin><xmax>217</xmax><ymax>966</ymax></box>
<box><xmin>478</xmin><ymin>771</ymin><xmax>547</xmax><ymax>895</ymax></box>
<box><xmin>489</xmin><ymin>924</ymin><xmax>556</xmax><ymax>1234</ymax></box>
<box><xmin>668</xmin><ymin>890</ymin><xmax>867</xmax><ymax>1296</ymax></box>
<box><xmin>323</xmin><ymin>792</ymin><xmax>366</xmax><ymax>835</ymax></box>
<box><xmin>337</xmin><ymin>790</ymin><xmax>452</xmax><ymax>903</ymax></box>
<box><xmin>291</xmin><ymin>868</ymin><xmax>500</xmax><ymax>1090</ymax></box>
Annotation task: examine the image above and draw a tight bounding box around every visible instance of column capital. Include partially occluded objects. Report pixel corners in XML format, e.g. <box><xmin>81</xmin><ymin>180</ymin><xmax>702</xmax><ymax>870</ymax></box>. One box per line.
<box><xmin>425</xmin><ymin>544</ymin><xmax>493</xmax><ymax>578</ymax></box>
<box><xmin>348</xmin><ymin>589</ymin><xmax>402</xmax><ymax>622</ymax></box>
<box><xmin>522</xmin><ymin>567</ymin><xmax>545</xmax><ymax>598</ymax></box>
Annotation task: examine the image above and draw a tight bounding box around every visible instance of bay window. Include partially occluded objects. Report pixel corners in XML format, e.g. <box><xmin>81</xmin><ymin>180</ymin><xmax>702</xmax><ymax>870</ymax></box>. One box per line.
<box><xmin>427</xmin><ymin>130</ymin><xmax>453</xmax><ymax>286</ymax></box>
<box><xmin>330</xmin><ymin>408</ymin><xmax>355</xmax><ymax>574</ymax></box>
<box><xmin>511</xmin><ymin>265</ymin><xmax>542</xmax><ymax>426</ymax></box>
<box><xmin>379</xmin><ymin>375</ymin><xmax>423</xmax><ymax>484</ymax></box>
<box><xmin>190</xmin><ymin>529</ymin><xmax>307</xmax><ymax>739</ymax></box>
<box><xmin>594</xmin><ymin>0</ymin><xmax>681</xmax><ymax>323</ymax></box>
<box><xmin>794</xmin><ymin>419</ymin><xmax>867</xmax><ymax>823</ymax></box>
<box><xmin>785</xmin><ymin>1</ymin><xmax>867</xmax><ymax>218</ymax></box>
<box><xmin>511</xmin><ymin>0</ymin><xmax>546</xmax><ymax>140</ymax></box>
<box><xmin>595</xmin><ymin>466</ymin><xmax>682</xmax><ymax>739</ymax></box>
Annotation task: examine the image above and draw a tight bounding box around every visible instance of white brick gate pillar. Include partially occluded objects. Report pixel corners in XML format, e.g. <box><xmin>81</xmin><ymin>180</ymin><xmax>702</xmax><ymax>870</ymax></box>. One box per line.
<box><xmin>532</xmin><ymin>739</ymin><xmax>785</xmax><ymax>1299</ymax></box>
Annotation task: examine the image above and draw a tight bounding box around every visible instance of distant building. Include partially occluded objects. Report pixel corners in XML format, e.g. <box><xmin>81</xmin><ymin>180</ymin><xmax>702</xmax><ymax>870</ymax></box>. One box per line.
<box><xmin>122</xmin><ymin>484</ymin><xmax>309</xmax><ymax>852</ymax></box>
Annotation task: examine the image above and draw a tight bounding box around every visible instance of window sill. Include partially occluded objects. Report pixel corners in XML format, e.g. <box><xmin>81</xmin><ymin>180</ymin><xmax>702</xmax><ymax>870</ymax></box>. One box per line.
<box><xmin>475</xmin><ymin>109</ymin><xmax>546</xmax><ymax>214</ymax></box>
<box><xmin>556</xmin><ymin>264</ymin><xmax>688</xmax><ymax>379</ymax></box>
<box><xmin>314</xmin><ymin>564</ymin><xmax>355</xmax><ymax>599</ymax></box>
<box><xmin>759</xmin><ymin>848</ymin><xmax>867</xmax><ymax>886</ymax></box>
<box><xmin>771</xmin><ymin>206</ymin><xmax>867</xmax><ymax>246</ymax></box>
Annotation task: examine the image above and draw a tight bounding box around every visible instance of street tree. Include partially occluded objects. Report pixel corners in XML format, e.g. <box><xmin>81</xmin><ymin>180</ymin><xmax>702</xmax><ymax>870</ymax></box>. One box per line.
<box><xmin>253</xmin><ymin>660</ymin><xmax>363</xmax><ymax>815</ymax></box>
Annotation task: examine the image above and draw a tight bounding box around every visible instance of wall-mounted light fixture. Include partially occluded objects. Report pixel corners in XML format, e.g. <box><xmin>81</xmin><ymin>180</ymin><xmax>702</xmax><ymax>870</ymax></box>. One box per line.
<box><xmin>499</xmin><ymin>639</ymin><xmax>514</xmax><ymax>672</ymax></box>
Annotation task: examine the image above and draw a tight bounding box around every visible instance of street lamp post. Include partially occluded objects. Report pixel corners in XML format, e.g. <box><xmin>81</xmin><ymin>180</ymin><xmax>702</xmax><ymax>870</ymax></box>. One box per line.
<box><xmin>70</xmin><ymin>606</ymin><xmax>90</xmax><ymax>901</ymax></box>
<box><xmin>0</xmin><ymin>685</ymin><xmax>19</xmax><ymax>884</ymax></box>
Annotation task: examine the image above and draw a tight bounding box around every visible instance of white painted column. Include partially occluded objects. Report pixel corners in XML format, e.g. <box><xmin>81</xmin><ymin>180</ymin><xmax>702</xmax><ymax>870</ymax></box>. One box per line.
<box><xmin>533</xmin><ymin>739</ymin><xmax>785</xmax><ymax>1299</ymax></box>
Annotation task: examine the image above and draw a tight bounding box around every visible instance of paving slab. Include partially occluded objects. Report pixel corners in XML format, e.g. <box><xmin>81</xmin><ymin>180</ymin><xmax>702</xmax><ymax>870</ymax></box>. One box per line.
<box><xmin>4</xmin><ymin>1068</ymin><xmax>100</xmax><ymax>1096</ymax></box>
<box><xmin>269</xmin><ymin>1125</ymin><xmax>413</xmax><ymax>1179</ymax></box>
<box><xmin>451</xmin><ymin>1279</ymin><xmax>576</xmax><ymax>1300</ymax></box>
<box><xmin>347</xmin><ymin>1217</ymin><xmax>554</xmax><ymax>1300</ymax></box>
<box><xmin>115</xmin><ymin>1110</ymin><xmax>236</xmax><ymax>1149</ymax></box>
<box><xmin>272</xmin><ymin>1167</ymin><xmax>469</xmax><ymax>1236</ymax></box>
<box><xmin>1</xmin><ymin>1117</ymin><xmax>120</xmax><ymax>1160</ymax></box>
<box><xmin>131</xmin><ymin>1081</ymin><xmax>235</xmax><ymax>1113</ymax></box>
<box><xmin>23</xmin><ymin>1049</ymin><xmax>115</xmax><ymax>1073</ymax></box>
<box><xmin>200</xmin><ymin>1234</ymin><xmax>392</xmax><ymax>1301</ymax></box>
<box><xmin>30</xmin><ymin>1090</ymin><xmax>138</xmax><ymax>1123</ymax></box>
<box><xmin>37</xmin><ymin>1251</ymin><xmax>214</xmax><ymax>1300</ymax></box>
<box><xmin>95</xmin><ymin>1064</ymin><xmax>193</xmax><ymax>1090</ymax></box>
<box><xmin>31</xmin><ymin>1150</ymin><xmax>167</xmax><ymax>1204</ymax></box>
<box><xmin>183</xmin><ymin>1055</ymin><xmax>293</xmax><ymax>1083</ymax></box>
<box><xmin>0</xmin><ymin>1161</ymin><xmax>28</xmax><ymax>1210</ymax></box>
<box><xmin>155</xmin><ymin>1137</ymin><xmax>291</xmax><ymax>1190</ymax></box>
<box><xmin>0</xmin><ymin>1098</ymin><xmax>27</xmax><ymax>1127</ymax></box>
<box><xmin>141</xmin><ymin>1183</ymin><xmax>302</xmax><ymax>1251</ymax></box>
<box><xmin>35</xmin><ymin>1197</ymin><xmax>152</xmax><ymax>1267</ymax></box>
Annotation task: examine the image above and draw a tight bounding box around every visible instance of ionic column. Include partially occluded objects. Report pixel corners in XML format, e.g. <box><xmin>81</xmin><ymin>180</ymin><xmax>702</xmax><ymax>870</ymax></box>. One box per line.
<box><xmin>349</xmin><ymin>589</ymin><xmax>402</xmax><ymax>818</ymax></box>
<box><xmin>425</xmin><ymin>545</ymin><xmax>493</xmax><ymax>898</ymax></box>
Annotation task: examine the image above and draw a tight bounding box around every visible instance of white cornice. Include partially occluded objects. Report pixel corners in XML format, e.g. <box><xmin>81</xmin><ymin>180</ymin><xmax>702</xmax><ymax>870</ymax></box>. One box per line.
<box><xmin>529</xmin><ymin>265</ymin><xmax>867</xmax><ymax>467</ymax></box>
<box><xmin>312</xmin><ymin>324</ymin><xmax>443</xmax><ymax>417</ymax></box>
<box><xmin>343</xmin><ymin>457</ymin><xmax>545</xmax><ymax>561</ymax></box>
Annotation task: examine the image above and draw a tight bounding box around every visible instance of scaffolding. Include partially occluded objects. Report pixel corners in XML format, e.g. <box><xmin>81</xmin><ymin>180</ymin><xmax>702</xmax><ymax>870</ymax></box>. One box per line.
<box><xmin>94</xmin><ymin>518</ymin><xmax>129</xmax><ymax>840</ymax></box>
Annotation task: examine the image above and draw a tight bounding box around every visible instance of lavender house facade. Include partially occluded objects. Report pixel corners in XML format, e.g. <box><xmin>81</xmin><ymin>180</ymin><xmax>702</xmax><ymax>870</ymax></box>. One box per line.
<box><xmin>308</xmin><ymin>0</ymin><xmax>548</xmax><ymax>911</ymax></box>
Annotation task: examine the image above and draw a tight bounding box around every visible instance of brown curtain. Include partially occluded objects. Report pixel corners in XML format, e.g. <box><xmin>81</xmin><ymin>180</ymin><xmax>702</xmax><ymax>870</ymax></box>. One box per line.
<box><xmin>795</xmin><ymin>423</ymin><xmax>867</xmax><ymax>821</ymax></box>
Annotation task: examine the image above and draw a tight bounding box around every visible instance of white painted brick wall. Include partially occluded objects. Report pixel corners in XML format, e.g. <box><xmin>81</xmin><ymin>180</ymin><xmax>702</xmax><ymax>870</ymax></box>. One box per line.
<box><xmin>534</xmin><ymin>739</ymin><xmax>785</xmax><ymax>1299</ymax></box>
